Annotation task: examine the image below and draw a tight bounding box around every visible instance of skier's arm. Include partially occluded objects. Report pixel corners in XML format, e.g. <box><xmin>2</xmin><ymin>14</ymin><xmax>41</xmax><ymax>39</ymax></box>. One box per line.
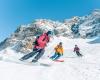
<box><xmin>61</xmin><ymin>48</ymin><xmax>64</xmax><ymax>55</ymax></box>
<box><xmin>78</xmin><ymin>48</ymin><xmax>80</xmax><ymax>51</ymax></box>
<box><xmin>54</xmin><ymin>46</ymin><xmax>58</xmax><ymax>51</ymax></box>
<box><xmin>73</xmin><ymin>48</ymin><xmax>76</xmax><ymax>52</ymax></box>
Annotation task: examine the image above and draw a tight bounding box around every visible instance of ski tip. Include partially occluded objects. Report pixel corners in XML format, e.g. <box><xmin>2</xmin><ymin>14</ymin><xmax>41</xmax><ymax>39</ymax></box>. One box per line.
<box><xmin>54</xmin><ymin>60</ymin><xmax>64</xmax><ymax>62</ymax></box>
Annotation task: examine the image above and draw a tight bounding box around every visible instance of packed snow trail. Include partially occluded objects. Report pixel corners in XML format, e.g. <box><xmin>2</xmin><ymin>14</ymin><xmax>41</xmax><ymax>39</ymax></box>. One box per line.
<box><xmin>0</xmin><ymin>37</ymin><xmax>100</xmax><ymax>80</ymax></box>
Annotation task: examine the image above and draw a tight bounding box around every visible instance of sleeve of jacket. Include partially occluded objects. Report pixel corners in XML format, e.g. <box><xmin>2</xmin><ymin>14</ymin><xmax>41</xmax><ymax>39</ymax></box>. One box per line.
<box><xmin>74</xmin><ymin>47</ymin><xmax>76</xmax><ymax>52</ymax></box>
<box><xmin>61</xmin><ymin>47</ymin><xmax>64</xmax><ymax>54</ymax></box>
<box><xmin>54</xmin><ymin>46</ymin><xmax>58</xmax><ymax>51</ymax></box>
<box><xmin>78</xmin><ymin>47</ymin><xmax>80</xmax><ymax>51</ymax></box>
<box><xmin>47</xmin><ymin>37</ymin><xmax>50</xmax><ymax>42</ymax></box>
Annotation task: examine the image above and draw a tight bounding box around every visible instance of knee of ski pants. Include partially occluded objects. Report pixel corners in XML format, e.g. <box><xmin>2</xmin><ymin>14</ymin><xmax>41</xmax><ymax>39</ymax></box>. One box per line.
<box><xmin>76</xmin><ymin>51</ymin><xmax>80</xmax><ymax>54</ymax></box>
<box><xmin>35</xmin><ymin>48</ymin><xmax>45</xmax><ymax>53</ymax></box>
<box><xmin>40</xmin><ymin>49</ymin><xmax>45</xmax><ymax>53</ymax></box>
<box><xmin>33</xmin><ymin>48</ymin><xmax>38</xmax><ymax>52</ymax></box>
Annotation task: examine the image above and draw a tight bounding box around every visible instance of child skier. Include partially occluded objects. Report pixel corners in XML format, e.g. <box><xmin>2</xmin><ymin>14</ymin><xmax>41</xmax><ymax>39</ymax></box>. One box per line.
<box><xmin>73</xmin><ymin>45</ymin><xmax>83</xmax><ymax>57</ymax></box>
<box><xmin>50</xmin><ymin>42</ymin><xmax>64</xmax><ymax>60</ymax></box>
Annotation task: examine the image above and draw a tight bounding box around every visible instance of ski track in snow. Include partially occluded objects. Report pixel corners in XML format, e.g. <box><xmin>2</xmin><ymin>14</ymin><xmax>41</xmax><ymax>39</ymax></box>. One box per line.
<box><xmin>0</xmin><ymin>37</ymin><xmax>100</xmax><ymax>80</ymax></box>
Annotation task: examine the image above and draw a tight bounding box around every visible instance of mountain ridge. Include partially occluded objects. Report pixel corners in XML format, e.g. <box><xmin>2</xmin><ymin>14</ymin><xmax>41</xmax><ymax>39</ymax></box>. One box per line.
<box><xmin>0</xmin><ymin>9</ymin><xmax>100</xmax><ymax>53</ymax></box>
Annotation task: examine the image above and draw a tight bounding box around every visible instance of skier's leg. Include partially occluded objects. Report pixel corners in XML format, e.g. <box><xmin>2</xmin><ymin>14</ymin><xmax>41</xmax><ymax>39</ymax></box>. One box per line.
<box><xmin>32</xmin><ymin>49</ymin><xmax>45</xmax><ymax>62</ymax></box>
<box><xmin>76</xmin><ymin>51</ymin><xmax>79</xmax><ymax>56</ymax></box>
<box><xmin>54</xmin><ymin>54</ymin><xmax>61</xmax><ymax>60</ymax></box>
<box><xmin>78</xmin><ymin>52</ymin><xmax>83</xmax><ymax>56</ymax></box>
<box><xmin>20</xmin><ymin>49</ymin><xmax>38</xmax><ymax>61</ymax></box>
<box><xmin>76</xmin><ymin>51</ymin><xmax>82</xmax><ymax>57</ymax></box>
<box><xmin>50</xmin><ymin>53</ymin><xmax>58</xmax><ymax>60</ymax></box>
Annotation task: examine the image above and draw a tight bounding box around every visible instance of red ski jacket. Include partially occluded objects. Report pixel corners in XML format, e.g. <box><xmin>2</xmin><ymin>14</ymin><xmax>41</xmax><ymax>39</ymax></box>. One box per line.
<box><xmin>34</xmin><ymin>33</ymin><xmax>50</xmax><ymax>49</ymax></box>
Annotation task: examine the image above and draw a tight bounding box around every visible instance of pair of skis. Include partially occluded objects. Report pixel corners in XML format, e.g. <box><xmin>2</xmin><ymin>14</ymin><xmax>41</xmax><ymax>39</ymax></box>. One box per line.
<box><xmin>48</xmin><ymin>56</ymin><xmax>64</xmax><ymax>62</ymax></box>
<box><xmin>53</xmin><ymin>59</ymin><xmax>64</xmax><ymax>62</ymax></box>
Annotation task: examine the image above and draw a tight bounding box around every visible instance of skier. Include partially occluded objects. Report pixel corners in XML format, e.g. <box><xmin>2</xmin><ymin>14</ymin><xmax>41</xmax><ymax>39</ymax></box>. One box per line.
<box><xmin>20</xmin><ymin>31</ymin><xmax>52</xmax><ymax>62</ymax></box>
<box><xmin>50</xmin><ymin>42</ymin><xmax>64</xmax><ymax>60</ymax></box>
<box><xmin>73</xmin><ymin>45</ymin><xmax>83</xmax><ymax>57</ymax></box>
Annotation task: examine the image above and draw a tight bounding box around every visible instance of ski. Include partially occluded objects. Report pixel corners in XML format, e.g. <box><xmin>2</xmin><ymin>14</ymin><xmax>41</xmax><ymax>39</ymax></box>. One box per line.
<box><xmin>53</xmin><ymin>59</ymin><xmax>64</xmax><ymax>62</ymax></box>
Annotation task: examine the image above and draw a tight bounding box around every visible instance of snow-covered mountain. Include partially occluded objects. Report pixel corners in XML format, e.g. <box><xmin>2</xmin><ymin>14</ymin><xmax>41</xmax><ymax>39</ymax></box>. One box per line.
<box><xmin>0</xmin><ymin>9</ymin><xmax>100</xmax><ymax>80</ymax></box>
<box><xmin>0</xmin><ymin>9</ymin><xmax>100</xmax><ymax>53</ymax></box>
<box><xmin>79</xmin><ymin>9</ymin><xmax>100</xmax><ymax>38</ymax></box>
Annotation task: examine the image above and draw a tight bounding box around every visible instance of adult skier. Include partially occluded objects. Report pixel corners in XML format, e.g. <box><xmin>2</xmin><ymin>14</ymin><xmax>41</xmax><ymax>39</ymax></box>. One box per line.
<box><xmin>20</xmin><ymin>31</ymin><xmax>52</xmax><ymax>62</ymax></box>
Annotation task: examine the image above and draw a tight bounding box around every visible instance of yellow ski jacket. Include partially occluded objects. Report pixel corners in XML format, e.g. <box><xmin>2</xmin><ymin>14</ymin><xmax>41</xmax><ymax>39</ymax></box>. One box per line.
<box><xmin>54</xmin><ymin>45</ymin><xmax>63</xmax><ymax>54</ymax></box>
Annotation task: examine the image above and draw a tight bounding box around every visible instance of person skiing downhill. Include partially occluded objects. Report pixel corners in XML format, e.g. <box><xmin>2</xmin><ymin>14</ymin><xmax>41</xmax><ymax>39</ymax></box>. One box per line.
<box><xmin>20</xmin><ymin>31</ymin><xmax>52</xmax><ymax>62</ymax></box>
<box><xmin>73</xmin><ymin>45</ymin><xmax>83</xmax><ymax>57</ymax></box>
<box><xmin>50</xmin><ymin>42</ymin><xmax>64</xmax><ymax>60</ymax></box>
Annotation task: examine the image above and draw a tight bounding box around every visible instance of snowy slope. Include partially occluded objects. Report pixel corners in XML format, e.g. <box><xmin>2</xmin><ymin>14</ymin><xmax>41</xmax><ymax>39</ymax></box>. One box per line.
<box><xmin>0</xmin><ymin>37</ymin><xmax>100</xmax><ymax>80</ymax></box>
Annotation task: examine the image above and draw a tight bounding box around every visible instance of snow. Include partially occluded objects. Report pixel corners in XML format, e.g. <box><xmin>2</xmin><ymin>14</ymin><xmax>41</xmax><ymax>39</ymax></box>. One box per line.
<box><xmin>0</xmin><ymin>37</ymin><xmax>100</xmax><ymax>80</ymax></box>
<box><xmin>88</xmin><ymin>37</ymin><xmax>100</xmax><ymax>44</ymax></box>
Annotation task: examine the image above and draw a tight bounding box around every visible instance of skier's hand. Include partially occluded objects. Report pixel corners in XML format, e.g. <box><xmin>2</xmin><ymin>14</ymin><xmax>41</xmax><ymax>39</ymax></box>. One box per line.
<box><xmin>45</xmin><ymin>44</ymin><xmax>47</xmax><ymax>47</ymax></box>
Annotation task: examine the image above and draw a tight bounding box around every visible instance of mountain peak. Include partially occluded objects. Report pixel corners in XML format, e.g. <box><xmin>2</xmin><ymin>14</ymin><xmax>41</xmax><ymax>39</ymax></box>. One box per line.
<box><xmin>91</xmin><ymin>9</ymin><xmax>100</xmax><ymax>16</ymax></box>
<box><xmin>93</xmin><ymin>9</ymin><xmax>100</xmax><ymax>12</ymax></box>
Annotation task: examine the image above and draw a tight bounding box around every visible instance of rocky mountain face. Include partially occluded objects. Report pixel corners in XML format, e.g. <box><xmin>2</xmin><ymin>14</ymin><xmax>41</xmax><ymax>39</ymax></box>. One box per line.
<box><xmin>79</xmin><ymin>9</ymin><xmax>100</xmax><ymax>38</ymax></box>
<box><xmin>0</xmin><ymin>9</ymin><xmax>100</xmax><ymax>53</ymax></box>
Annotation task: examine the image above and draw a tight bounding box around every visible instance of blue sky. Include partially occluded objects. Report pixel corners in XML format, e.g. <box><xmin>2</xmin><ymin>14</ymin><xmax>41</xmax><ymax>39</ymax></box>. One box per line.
<box><xmin>0</xmin><ymin>0</ymin><xmax>100</xmax><ymax>42</ymax></box>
